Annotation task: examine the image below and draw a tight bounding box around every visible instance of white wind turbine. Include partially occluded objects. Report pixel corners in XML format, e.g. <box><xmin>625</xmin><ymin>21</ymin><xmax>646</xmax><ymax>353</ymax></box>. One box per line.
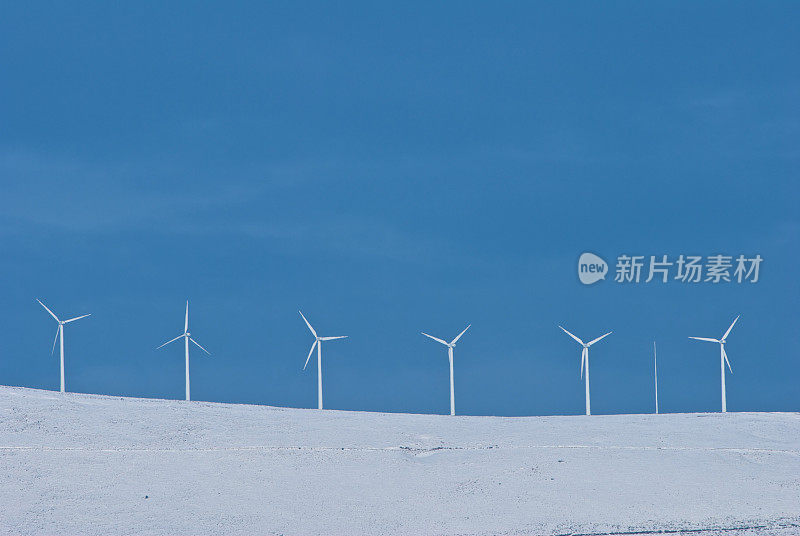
<box><xmin>421</xmin><ymin>324</ymin><xmax>470</xmax><ymax>416</ymax></box>
<box><xmin>157</xmin><ymin>301</ymin><xmax>210</xmax><ymax>401</ymax></box>
<box><xmin>689</xmin><ymin>315</ymin><xmax>739</xmax><ymax>413</ymax></box>
<box><xmin>300</xmin><ymin>311</ymin><xmax>347</xmax><ymax>410</ymax></box>
<box><xmin>37</xmin><ymin>299</ymin><xmax>91</xmax><ymax>393</ymax></box>
<box><xmin>559</xmin><ymin>325</ymin><xmax>612</xmax><ymax>416</ymax></box>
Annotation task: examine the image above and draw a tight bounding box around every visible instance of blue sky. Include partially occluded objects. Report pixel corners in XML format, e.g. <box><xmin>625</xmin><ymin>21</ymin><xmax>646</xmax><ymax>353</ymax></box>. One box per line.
<box><xmin>1</xmin><ymin>2</ymin><xmax>797</xmax><ymax>415</ymax></box>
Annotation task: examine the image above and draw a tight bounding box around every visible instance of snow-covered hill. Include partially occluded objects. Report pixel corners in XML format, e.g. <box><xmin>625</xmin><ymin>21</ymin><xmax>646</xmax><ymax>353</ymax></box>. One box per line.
<box><xmin>0</xmin><ymin>385</ymin><xmax>798</xmax><ymax>535</ymax></box>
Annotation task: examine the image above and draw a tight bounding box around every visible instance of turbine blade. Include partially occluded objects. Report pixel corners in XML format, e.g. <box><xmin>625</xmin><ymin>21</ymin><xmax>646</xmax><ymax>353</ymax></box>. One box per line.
<box><xmin>37</xmin><ymin>299</ymin><xmax>59</xmax><ymax>322</ymax></box>
<box><xmin>689</xmin><ymin>337</ymin><xmax>720</xmax><ymax>343</ymax></box>
<box><xmin>320</xmin><ymin>336</ymin><xmax>347</xmax><ymax>341</ymax></box>
<box><xmin>185</xmin><ymin>301</ymin><xmax>189</xmax><ymax>333</ymax></box>
<box><xmin>722</xmin><ymin>346</ymin><xmax>732</xmax><ymax>374</ymax></box>
<box><xmin>722</xmin><ymin>315</ymin><xmax>740</xmax><ymax>340</ymax></box>
<box><xmin>64</xmin><ymin>313</ymin><xmax>91</xmax><ymax>324</ymax></box>
<box><xmin>299</xmin><ymin>311</ymin><xmax>317</xmax><ymax>338</ymax></box>
<box><xmin>303</xmin><ymin>340</ymin><xmax>318</xmax><ymax>370</ymax></box>
<box><xmin>421</xmin><ymin>332</ymin><xmax>448</xmax><ymax>346</ymax></box>
<box><xmin>189</xmin><ymin>337</ymin><xmax>210</xmax><ymax>355</ymax></box>
<box><xmin>450</xmin><ymin>324</ymin><xmax>471</xmax><ymax>345</ymax></box>
<box><xmin>157</xmin><ymin>334</ymin><xmax>184</xmax><ymax>349</ymax></box>
<box><xmin>580</xmin><ymin>347</ymin><xmax>586</xmax><ymax>378</ymax></box>
<box><xmin>587</xmin><ymin>331</ymin><xmax>612</xmax><ymax>346</ymax></box>
<box><xmin>51</xmin><ymin>326</ymin><xmax>60</xmax><ymax>355</ymax></box>
<box><xmin>559</xmin><ymin>325</ymin><xmax>584</xmax><ymax>346</ymax></box>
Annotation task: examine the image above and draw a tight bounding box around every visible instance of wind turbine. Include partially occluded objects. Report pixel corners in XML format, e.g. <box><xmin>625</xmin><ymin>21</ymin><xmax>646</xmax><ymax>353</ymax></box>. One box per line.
<box><xmin>559</xmin><ymin>325</ymin><xmax>612</xmax><ymax>416</ymax></box>
<box><xmin>653</xmin><ymin>341</ymin><xmax>659</xmax><ymax>414</ymax></box>
<box><xmin>37</xmin><ymin>299</ymin><xmax>91</xmax><ymax>393</ymax></box>
<box><xmin>689</xmin><ymin>315</ymin><xmax>739</xmax><ymax>413</ymax></box>
<box><xmin>300</xmin><ymin>311</ymin><xmax>347</xmax><ymax>410</ymax></box>
<box><xmin>157</xmin><ymin>301</ymin><xmax>210</xmax><ymax>401</ymax></box>
<box><xmin>421</xmin><ymin>324</ymin><xmax>470</xmax><ymax>416</ymax></box>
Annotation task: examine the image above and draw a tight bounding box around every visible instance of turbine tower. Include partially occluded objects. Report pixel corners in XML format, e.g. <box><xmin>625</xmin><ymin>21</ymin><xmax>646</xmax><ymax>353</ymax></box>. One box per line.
<box><xmin>37</xmin><ymin>299</ymin><xmax>91</xmax><ymax>393</ymax></box>
<box><xmin>300</xmin><ymin>311</ymin><xmax>347</xmax><ymax>410</ymax></box>
<box><xmin>559</xmin><ymin>325</ymin><xmax>612</xmax><ymax>416</ymax></box>
<box><xmin>689</xmin><ymin>315</ymin><xmax>739</xmax><ymax>413</ymax></box>
<box><xmin>654</xmin><ymin>341</ymin><xmax>659</xmax><ymax>414</ymax></box>
<box><xmin>421</xmin><ymin>324</ymin><xmax>470</xmax><ymax>416</ymax></box>
<box><xmin>157</xmin><ymin>301</ymin><xmax>210</xmax><ymax>401</ymax></box>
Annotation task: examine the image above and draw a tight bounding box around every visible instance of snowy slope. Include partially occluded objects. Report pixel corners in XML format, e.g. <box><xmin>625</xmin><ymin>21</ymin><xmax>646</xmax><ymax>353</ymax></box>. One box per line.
<box><xmin>0</xmin><ymin>386</ymin><xmax>798</xmax><ymax>536</ymax></box>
